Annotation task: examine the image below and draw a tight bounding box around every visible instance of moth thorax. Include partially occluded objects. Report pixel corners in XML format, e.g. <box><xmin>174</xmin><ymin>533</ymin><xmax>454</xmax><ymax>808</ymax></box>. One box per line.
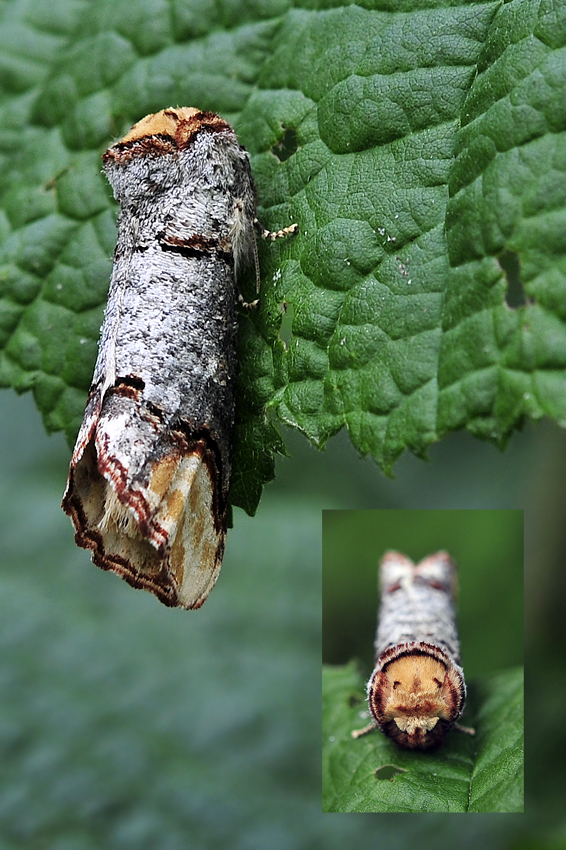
<box><xmin>368</xmin><ymin>652</ymin><xmax>464</xmax><ymax>750</ymax></box>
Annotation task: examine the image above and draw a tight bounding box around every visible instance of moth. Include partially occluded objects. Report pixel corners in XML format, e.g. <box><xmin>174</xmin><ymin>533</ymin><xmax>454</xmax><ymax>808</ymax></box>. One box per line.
<box><xmin>352</xmin><ymin>551</ymin><xmax>474</xmax><ymax>749</ymax></box>
<box><xmin>62</xmin><ymin>107</ymin><xmax>296</xmax><ymax>609</ymax></box>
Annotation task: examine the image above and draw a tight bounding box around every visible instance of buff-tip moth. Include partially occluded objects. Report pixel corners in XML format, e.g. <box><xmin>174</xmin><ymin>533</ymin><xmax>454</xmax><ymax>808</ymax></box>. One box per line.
<box><xmin>353</xmin><ymin>551</ymin><xmax>474</xmax><ymax>750</ymax></box>
<box><xmin>62</xmin><ymin>107</ymin><xmax>296</xmax><ymax>609</ymax></box>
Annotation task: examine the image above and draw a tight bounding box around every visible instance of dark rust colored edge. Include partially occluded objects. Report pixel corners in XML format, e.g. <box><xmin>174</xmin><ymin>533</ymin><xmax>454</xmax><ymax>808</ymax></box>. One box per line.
<box><xmin>157</xmin><ymin>231</ymin><xmax>233</xmax><ymax>265</ymax></box>
<box><xmin>102</xmin><ymin>111</ymin><xmax>234</xmax><ymax>165</ymax></box>
<box><xmin>375</xmin><ymin>641</ymin><xmax>455</xmax><ymax>671</ymax></box>
<box><xmin>62</xmin><ymin>392</ymin><xmax>229</xmax><ymax>608</ymax></box>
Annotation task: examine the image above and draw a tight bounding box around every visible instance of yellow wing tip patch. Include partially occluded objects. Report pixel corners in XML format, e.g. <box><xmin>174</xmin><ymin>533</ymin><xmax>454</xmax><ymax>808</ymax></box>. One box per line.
<box><xmin>65</xmin><ymin>438</ymin><xmax>226</xmax><ymax>610</ymax></box>
<box><xmin>120</xmin><ymin>107</ymin><xmax>201</xmax><ymax>143</ymax></box>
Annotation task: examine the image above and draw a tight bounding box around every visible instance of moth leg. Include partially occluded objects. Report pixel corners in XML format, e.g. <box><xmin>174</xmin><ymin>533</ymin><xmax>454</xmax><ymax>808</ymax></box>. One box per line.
<box><xmin>251</xmin><ymin>219</ymin><xmax>298</xmax><ymax>292</ymax></box>
<box><xmin>254</xmin><ymin>219</ymin><xmax>299</xmax><ymax>241</ymax></box>
<box><xmin>351</xmin><ymin>721</ymin><xmax>379</xmax><ymax>739</ymax></box>
<box><xmin>238</xmin><ymin>293</ymin><xmax>259</xmax><ymax>311</ymax></box>
<box><xmin>453</xmin><ymin>722</ymin><xmax>476</xmax><ymax>736</ymax></box>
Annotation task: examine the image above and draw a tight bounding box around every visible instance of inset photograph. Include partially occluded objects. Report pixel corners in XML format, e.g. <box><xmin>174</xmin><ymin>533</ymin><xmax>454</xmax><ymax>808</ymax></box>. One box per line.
<box><xmin>322</xmin><ymin>509</ymin><xmax>524</xmax><ymax>813</ymax></box>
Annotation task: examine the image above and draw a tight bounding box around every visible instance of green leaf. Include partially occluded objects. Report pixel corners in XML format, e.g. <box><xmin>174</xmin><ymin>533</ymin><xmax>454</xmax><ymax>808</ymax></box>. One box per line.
<box><xmin>322</xmin><ymin>662</ymin><xmax>524</xmax><ymax>813</ymax></box>
<box><xmin>441</xmin><ymin>0</ymin><xmax>566</xmax><ymax>441</ymax></box>
<box><xmin>1</xmin><ymin>0</ymin><xmax>566</xmax><ymax>512</ymax></box>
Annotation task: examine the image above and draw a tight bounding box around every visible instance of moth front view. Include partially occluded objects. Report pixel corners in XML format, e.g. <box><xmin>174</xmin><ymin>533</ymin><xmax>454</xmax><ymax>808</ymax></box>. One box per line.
<box><xmin>353</xmin><ymin>551</ymin><xmax>473</xmax><ymax>749</ymax></box>
<box><xmin>63</xmin><ymin>107</ymin><xmax>294</xmax><ymax>609</ymax></box>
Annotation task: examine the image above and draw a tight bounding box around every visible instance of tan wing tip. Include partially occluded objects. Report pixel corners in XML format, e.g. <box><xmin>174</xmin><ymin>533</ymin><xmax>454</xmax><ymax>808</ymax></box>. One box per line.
<box><xmin>119</xmin><ymin>107</ymin><xmax>201</xmax><ymax>143</ymax></box>
<box><xmin>116</xmin><ymin>107</ymin><xmax>233</xmax><ymax>150</ymax></box>
<box><xmin>64</xmin><ymin>435</ymin><xmax>228</xmax><ymax>611</ymax></box>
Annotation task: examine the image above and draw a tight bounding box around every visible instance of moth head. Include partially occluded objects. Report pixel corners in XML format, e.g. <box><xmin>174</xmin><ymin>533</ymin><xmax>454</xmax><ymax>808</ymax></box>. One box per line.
<box><xmin>368</xmin><ymin>648</ymin><xmax>466</xmax><ymax>750</ymax></box>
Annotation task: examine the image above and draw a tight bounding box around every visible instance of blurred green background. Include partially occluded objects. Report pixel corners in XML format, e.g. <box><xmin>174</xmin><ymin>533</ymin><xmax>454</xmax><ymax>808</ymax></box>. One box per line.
<box><xmin>1</xmin><ymin>388</ymin><xmax>565</xmax><ymax>846</ymax></box>
<box><xmin>322</xmin><ymin>509</ymin><xmax>523</xmax><ymax>680</ymax></box>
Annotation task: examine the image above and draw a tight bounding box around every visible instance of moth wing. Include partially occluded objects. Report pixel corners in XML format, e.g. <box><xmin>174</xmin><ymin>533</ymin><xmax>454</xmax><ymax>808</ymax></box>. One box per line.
<box><xmin>148</xmin><ymin>446</ymin><xmax>226</xmax><ymax>608</ymax></box>
<box><xmin>64</xmin><ymin>389</ymin><xmax>226</xmax><ymax>609</ymax></box>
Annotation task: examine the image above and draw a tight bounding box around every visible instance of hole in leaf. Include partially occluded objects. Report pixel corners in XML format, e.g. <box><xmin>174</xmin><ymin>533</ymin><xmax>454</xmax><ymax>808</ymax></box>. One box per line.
<box><xmin>271</xmin><ymin>127</ymin><xmax>298</xmax><ymax>162</ymax></box>
<box><xmin>499</xmin><ymin>250</ymin><xmax>526</xmax><ymax>307</ymax></box>
<box><xmin>278</xmin><ymin>300</ymin><xmax>293</xmax><ymax>347</ymax></box>
<box><xmin>374</xmin><ymin>764</ymin><xmax>407</xmax><ymax>782</ymax></box>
